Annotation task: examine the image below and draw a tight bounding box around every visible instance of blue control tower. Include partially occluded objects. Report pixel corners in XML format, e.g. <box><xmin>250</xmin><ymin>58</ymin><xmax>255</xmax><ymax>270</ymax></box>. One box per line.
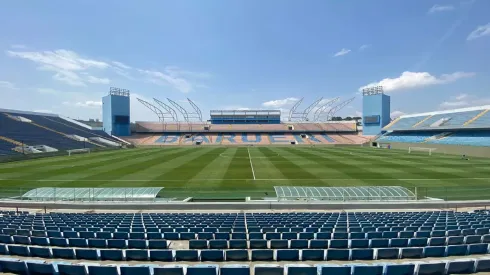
<box><xmin>362</xmin><ymin>86</ymin><xmax>390</xmax><ymax>136</ymax></box>
<box><xmin>102</xmin><ymin>87</ymin><xmax>131</xmax><ymax>136</ymax></box>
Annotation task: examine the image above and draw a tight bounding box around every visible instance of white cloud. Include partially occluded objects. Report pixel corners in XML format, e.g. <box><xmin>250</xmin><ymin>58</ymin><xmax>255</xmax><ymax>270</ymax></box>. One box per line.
<box><xmin>359</xmin><ymin>45</ymin><xmax>370</xmax><ymax>51</ymax></box>
<box><xmin>112</xmin><ymin>61</ymin><xmax>131</xmax><ymax>70</ymax></box>
<box><xmin>262</xmin><ymin>97</ymin><xmax>299</xmax><ymax>108</ymax></box>
<box><xmin>455</xmin><ymin>93</ymin><xmax>468</xmax><ymax>100</ymax></box>
<box><xmin>6</xmin><ymin>49</ymin><xmax>109</xmax><ymax>86</ymax></box>
<box><xmin>439</xmin><ymin>93</ymin><xmax>490</xmax><ymax>110</ymax></box>
<box><xmin>333</xmin><ymin>48</ymin><xmax>351</xmax><ymax>57</ymax></box>
<box><xmin>467</xmin><ymin>23</ymin><xmax>490</xmax><ymax>41</ymax></box>
<box><xmin>63</xmin><ymin>100</ymin><xmax>102</xmax><ymax>108</ymax></box>
<box><xmin>33</xmin><ymin>109</ymin><xmax>53</xmax><ymax>113</ymax></box>
<box><xmin>391</xmin><ymin>110</ymin><xmax>406</xmax><ymax>118</ymax></box>
<box><xmin>138</xmin><ymin>69</ymin><xmax>193</xmax><ymax>93</ymax></box>
<box><xmin>358</xmin><ymin>71</ymin><xmax>475</xmax><ymax>93</ymax></box>
<box><xmin>428</xmin><ymin>4</ymin><xmax>455</xmax><ymax>14</ymax></box>
<box><xmin>0</xmin><ymin>81</ymin><xmax>17</xmax><ymax>90</ymax></box>
<box><xmin>86</xmin><ymin>75</ymin><xmax>110</xmax><ymax>84</ymax></box>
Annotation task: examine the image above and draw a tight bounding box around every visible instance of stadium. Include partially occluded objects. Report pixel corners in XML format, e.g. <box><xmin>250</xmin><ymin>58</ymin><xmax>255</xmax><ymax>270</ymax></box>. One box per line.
<box><xmin>1</xmin><ymin>85</ymin><xmax>490</xmax><ymax>274</ymax></box>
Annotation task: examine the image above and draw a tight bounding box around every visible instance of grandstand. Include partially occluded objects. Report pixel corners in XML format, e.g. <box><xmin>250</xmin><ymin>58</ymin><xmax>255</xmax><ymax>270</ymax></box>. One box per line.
<box><xmin>377</xmin><ymin>105</ymin><xmax>490</xmax><ymax>148</ymax></box>
<box><xmin>0</xmin><ymin>109</ymin><xmax>123</xmax><ymax>156</ymax></box>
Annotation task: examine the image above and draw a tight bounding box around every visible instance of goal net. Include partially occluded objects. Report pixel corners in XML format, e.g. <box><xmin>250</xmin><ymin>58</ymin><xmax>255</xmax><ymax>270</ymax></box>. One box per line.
<box><xmin>408</xmin><ymin>147</ymin><xmax>436</xmax><ymax>156</ymax></box>
<box><xmin>68</xmin><ymin>148</ymin><xmax>91</xmax><ymax>156</ymax></box>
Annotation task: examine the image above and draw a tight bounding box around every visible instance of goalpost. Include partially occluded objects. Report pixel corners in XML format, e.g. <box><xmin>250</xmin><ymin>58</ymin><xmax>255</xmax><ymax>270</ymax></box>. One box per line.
<box><xmin>408</xmin><ymin>147</ymin><xmax>436</xmax><ymax>156</ymax></box>
<box><xmin>68</xmin><ymin>148</ymin><xmax>91</xmax><ymax>156</ymax></box>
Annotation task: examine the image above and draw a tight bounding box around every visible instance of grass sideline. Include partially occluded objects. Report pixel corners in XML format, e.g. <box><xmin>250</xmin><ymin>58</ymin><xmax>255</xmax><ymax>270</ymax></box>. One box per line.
<box><xmin>0</xmin><ymin>146</ymin><xmax>490</xmax><ymax>200</ymax></box>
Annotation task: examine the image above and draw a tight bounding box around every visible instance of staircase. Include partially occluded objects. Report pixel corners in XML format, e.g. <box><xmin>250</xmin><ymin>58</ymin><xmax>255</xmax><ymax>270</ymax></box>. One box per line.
<box><xmin>0</xmin><ymin>136</ymin><xmax>25</xmax><ymax>146</ymax></box>
<box><xmin>423</xmin><ymin>132</ymin><xmax>452</xmax><ymax>143</ymax></box>
<box><xmin>464</xmin><ymin>109</ymin><xmax>489</xmax><ymax>126</ymax></box>
<box><xmin>412</xmin><ymin>115</ymin><xmax>433</xmax><ymax>128</ymax></box>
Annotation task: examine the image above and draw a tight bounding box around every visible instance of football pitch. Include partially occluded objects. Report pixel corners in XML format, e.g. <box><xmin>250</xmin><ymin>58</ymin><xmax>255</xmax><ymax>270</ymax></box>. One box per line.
<box><xmin>1</xmin><ymin>146</ymin><xmax>490</xmax><ymax>200</ymax></box>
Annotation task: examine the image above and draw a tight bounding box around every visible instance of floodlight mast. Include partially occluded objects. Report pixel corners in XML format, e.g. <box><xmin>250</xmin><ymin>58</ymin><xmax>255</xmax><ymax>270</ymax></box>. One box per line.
<box><xmin>167</xmin><ymin>98</ymin><xmax>203</xmax><ymax>131</ymax></box>
<box><xmin>326</xmin><ymin>97</ymin><xmax>355</xmax><ymax>121</ymax></box>
<box><xmin>313</xmin><ymin>97</ymin><xmax>340</xmax><ymax>121</ymax></box>
<box><xmin>302</xmin><ymin>97</ymin><xmax>323</xmax><ymax>121</ymax></box>
<box><xmin>288</xmin><ymin>98</ymin><xmax>304</xmax><ymax>122</ymax></box>
<box><xmin>153</xmin><ymin>98</ymin><xmax>179</xmax><ymax>121</ymax></box>
<box><xmin>362</xmin><ymin>86</ymin><xmax>384</xmax><ymax>96</ymax></box>
<box><xmin>136</xmin><ymin>98</ymin><xmax>164</xmax><ymax>122</ymax></box>
<box><xmin>187</xmin><ymin>98</ymin><xmax>203</xmax><ymax>122</ymax></box>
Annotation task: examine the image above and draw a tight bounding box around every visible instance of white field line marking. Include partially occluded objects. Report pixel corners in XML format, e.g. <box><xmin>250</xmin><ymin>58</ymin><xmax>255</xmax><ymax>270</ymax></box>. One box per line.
<box><xmin>247</xmin><ymin>147</ymin><xmax>256</xmax><ymax>180</ymax></box>
<box><xmin>1</xmin><ymin>177</ymin><xmax>490</xmax><ymax>182</ymax></box>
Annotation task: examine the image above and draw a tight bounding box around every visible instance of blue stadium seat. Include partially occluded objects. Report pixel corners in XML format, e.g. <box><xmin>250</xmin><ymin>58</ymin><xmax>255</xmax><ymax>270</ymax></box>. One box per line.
<box><xmin>352</xmin><ymin>264</ymin><xmax>384</xmax><ymax>275</ymax></box>
<box><xmin>250</xmin><ymin>240</ymin><xmax>268</xmax><ymax>249</ymax></box>
<box><xmin>447</xmin><ymin>236</ymin><xmax>464</xmax><ymax>245</ymax></box>
<box><xmin>100</xmin><ymin>249</ymin><xmax>124</xmax><ymax>261</ymax></box>
<box><xmin>128</xmin><ymin>239</ymin><xmax>147</xmax><ymax>249</ymax></box>
<box><xmin>27</xmin><ymin>261</ymin><xmax>57</xmax><ymax>275</ymax></box>
<box><xmin>0</xmin><ymin>259</ymin><xmax>28</xmax><ymax>274</ymax></box>
<box><xmin>8</xmin><ymin>245</ymin><xmax>30</xmax><ymax>256</ymax></box>
<box><xmin>468</xmin><ymin>243</ymin><xmax>488</xmax><ymax>255</ymax></box>
<box><xmin>447</xmin><ymin>259</ymin><xmax>475</xmax><ymax>275</ymax></box>
<box><xmin>87</xmin><ymin>265</ymin><xmax>119</xmax><ymax>275</ymax></box>
<box><xmin>400</xmin><ymin>247</ymin><xmax>424</xmax><ymax>259</ymax></box>
<box><xmin>189</xmin><ymin>240</ymin><xmax>208</xmax><ymax>249</ymax></box>
<box><xmin>149</xmin><ymin>250</ymin><xmax>174</xmax><ymax>261</ymax></box>
<box><xmin>120</xmin><ymin>266</ymin><xmax>152</xmax><ymax>275</ymax></box>
<box><xmin>326</xmin><ymin>249</ymin><xmax>350</xmax><ymax>261</ymax></box>
<box><xmin>175</xmin><ymin>250</ymin><xmax>199</xmax><ymax>261</ymax></box>
<box><xmin>423</xmin><ymin>246</ymin><xmax>446</xmax><ymax>257</ymax></box>
<box><xmin>476</xmin><ymin>258</ymin><xmax>490</xmax><ymax>273</ymax></box>
<box><xmin>76</xmin><ymin>248</ymin><xmax>100</xmax><ymax>260</ymax></box>
<box><xmin>249</xmin><ymin>233</ymin><xmax>264</xmax><ymax>240</ymax></box>
<box><xmin>382</xmin><ymin>232</ymin><xmax>398</xmax><ymax>239</ymax></box>
<box><xmin>376</xmin><ymin>248</ymin><xmax>399</xmax><ymax>259</ymax></box>
<box><xmin>50</xmin><ymin>237</ymin><xmax>68</xmax><ymax>247</ymax></box>
<box><xmin>254</xmin><ymin>264</ymin><xmax>283</xmax><ymax>275</ymax></box>
<box><xmin>69</xmin><ymin>238</ymin><xmax>88</xmax><ymax>248</ymax></box>
<box><xmin>351</xmin><ymin>249</ymin><xmax>374</xmax><ymax>260</ymax></box>
<box><xmin>276</xmin><ymin>249</ymin><xmax>300</xmax><ymax>261</ymax></box>
<box><xmin>201</xmin><ymin>250</ymin><xmax>224</xmax><ymax>261</ymax></box>
<box><xmin>317</xmin><ymin>264</ymin><xmax>351</xmax><ymax>275</ymax></box>
<box><xmin>370</xmin><ymin>239</ymin><xmax>389</xmax><ymax>248</ymax></box>
<box><xmin>270</xmin><ymin>240</ymin><xmax>288</xmax><ymax>249</ymax></box>
<box><xmin>108</xmin><ymin>239</ymin><xmax>127</xmax><ymax>249</ymax></box>
<box><xmin>384</xmin><ymin>263</ymin><xmax>415</xmax><ymax>275</ymax></box>
<box><xmin>58</xmin><ymin>263</ymin><xmax>89</xmax><ymax>275</ymax></box>
<box><xmin>221</xmin><ymin>264</ymin><xmax>250</xmax><ymax>275</ymax></box>
<box><xmin>309</xmin><ymin>240</ymin><xmax>328</xmax><ymax>249</ymax></box>
<box><xmin>290</xmin><ymin>239</ymin><xmax>308</xmax><ymax>249</ymax></box>
<box><xmin>465</xmin><ymin>235</ymin><xmax>481</xmax><ymax>244</ymax></box>
<box><xmin>446</xmin><ymin>244</ymin><xmax>468</xmax><ymax>256</ymax></box>
<box><xmin>199</xmin><ymin>233</ymin><xmax>215</xmax><ymax>240</ymax></box>
<box><xmin>187</xmin><ymin>264</ymin><xmax>219</xmax><ymax>275</ymax></box>
<box><xmin>351</xmin><ymin>239</ymin><xmax>369</xmax><ymax>248</ymax></box>
<box><xmin>428</xmin><ymin>237</ymin><xmax>446</xmax><ymax>246</ymax></box>
<box><xmin>285</xmin><ymin>264</ymin><xmax>316</xmax><ymax>275</ymax></box>
<box><xmin>126</xmin><ymin>249</ymin><xmax>149</xmax><ymax>261</ymax></box>
<box><xmin>30</xmin><ymin>246</ymin><xmax>52</xmax><ymax>258</ymax></box>
<box><xmin>416</xmin><ymin>262</ymin><xmax>446</xmax><ymax>275</ymax></box>
<box><xmin>13</xmin><ymin>235</ymin><xmax>30</xmax><ymax>245</ymax></box>
<box><xmin>390</xmin><ymin>238</ymin><xmax>408</xmax><ymax>247</ymax></box>
<box><xmin>329</xmin><ymin>239</ymin><xmax>348</xmax><ymax>249</ymax></box>
<box><xmin>225</xmin><ymin>250</ymin><xmax>249</xmax><ymax>261</ymax></box>
<box><xmin>153</xmin><ymin>264</ymin><xmax>187</xmax><ymax>275</ymax></box>
<box><xmin>88</xmin><ymin>238</ymin><xmax>107</xmax><ymax>248</ymax></box>
<box><xmin>52</xmin><ymin>247</ymin><xmax>76</xmax><ymax>259</ymax></box>
<box><xmin>229</xmin><ymin>239</ymin><xmax>248</xmax><ymax>249</ymax></box>
<box><xmin>408</xmin><ymin>238</ymin><xmax>428</xmax><ymax>247</ymax></box>
<box><xmin>251</xmin><ymin>249</ymin><xmax>274</xmax><ymax>261</ymax></box>
<box><xmin>299</xmin><ymin>233</ymin><xmax>315</xmax><ymax>240</ymax></box>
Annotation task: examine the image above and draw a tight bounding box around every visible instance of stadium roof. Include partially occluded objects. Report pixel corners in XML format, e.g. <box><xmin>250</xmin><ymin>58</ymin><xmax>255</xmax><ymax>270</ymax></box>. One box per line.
<box><xmin>22</xmin><ymin>187</ymin><xmax>163</xmax><ymax>201</ymax></box>
<box><xmin>274</xmin><ymin>186</ymin><xmax>416</xmax><ymax>201</ymax></box>
<box><xmin>400</xmin><ymin>105</ymin><xmax>490</xmax><ymax>119</ymax></box>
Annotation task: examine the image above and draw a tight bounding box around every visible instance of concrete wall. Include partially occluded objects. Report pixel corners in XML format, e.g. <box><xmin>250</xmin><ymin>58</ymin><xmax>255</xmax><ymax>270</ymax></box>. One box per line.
<box><xmin>1</xmin><ymin>200</ymin><xmax>489</xmax><ymax>211</ymax></box>
<box><xmin>378</xmin><ymin>141</ymin><xmax>490</xmax><ymax>158</ymax></box>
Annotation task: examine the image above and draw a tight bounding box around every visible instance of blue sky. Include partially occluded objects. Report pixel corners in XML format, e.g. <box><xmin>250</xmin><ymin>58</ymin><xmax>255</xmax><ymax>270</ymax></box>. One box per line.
<box><xmin>1</xmin><ymin>0</ymin><xmax>489</xmax><ymax>121</ymax></box>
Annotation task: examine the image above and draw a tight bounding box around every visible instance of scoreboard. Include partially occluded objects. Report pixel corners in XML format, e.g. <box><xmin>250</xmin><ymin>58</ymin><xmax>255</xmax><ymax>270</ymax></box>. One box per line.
<box><xmin>363</xmin><ymin>115</ymin><xmax>380</xmax><ymax>124</ymax></box>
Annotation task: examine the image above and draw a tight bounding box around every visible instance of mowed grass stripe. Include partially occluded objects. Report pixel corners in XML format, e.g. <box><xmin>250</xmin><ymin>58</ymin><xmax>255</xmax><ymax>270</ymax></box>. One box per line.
<box><xmin>189</xmin><ymin>147</ymin><xmax>237</xmax><ymax>188</ymax></box>
<box><xmin>248</xmin><ymin>146</ymin><xmax>288</xmax><ymax>181</ymax></box>
<box><xmin>221</xmin><ymin>147</ymin><xmax>256</xmax><ymax>190</ymax></box>
<box><xmin>257</xmin><ymin>147</ymin><xmax>318</xmax><ymax>181</ymax></box>
<box><xmin>1</xmin><ymin>148</ymin><xmax>169</xmax><ymax>185</ymax></box>
<box><xmin>76</xmin><ymin>147</ymin><xmax>196</xmax><ymax>183</ymax></box>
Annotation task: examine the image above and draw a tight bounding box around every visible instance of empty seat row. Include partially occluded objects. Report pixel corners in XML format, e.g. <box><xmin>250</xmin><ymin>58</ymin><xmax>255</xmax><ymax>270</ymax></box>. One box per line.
<box><xmin>1</xmin><ymin>244</ymin><xmax>488</xmax><ymax>261</ymax></box>
<box><xmin>1</xmin><ymin>258</ymin><xmax>490</xmax><ymax>275</ymax></box>
<box><xmin>190</xmin><ymin>236</ymin><xmax>490</xmax><ymax>249</ymax></box>
<box><xmin>0</xmin><ymin>237</ymin><xmax>168</xmax><ymax>249</ymax></box>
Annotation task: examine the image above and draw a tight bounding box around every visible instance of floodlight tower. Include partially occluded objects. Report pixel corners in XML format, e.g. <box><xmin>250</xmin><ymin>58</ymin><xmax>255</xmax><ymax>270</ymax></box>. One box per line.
<box><xmin>362</xmin><ymin>85</ymin><xmax>390</xmax><ymax>135</ymax></box>
<box><xmin>313</xmin><ymin>97</ymin><xmax>340</xmax><ymax>121</ymax></box>
<box><xmin>325</xmin><ymin>97</ymin><xmax>355</xmax><ymax>121</ymax></box>
<box><xmin>137</xmin><ymin>98</ymin><xmax>165</xmax><ymax>122</ymax></box>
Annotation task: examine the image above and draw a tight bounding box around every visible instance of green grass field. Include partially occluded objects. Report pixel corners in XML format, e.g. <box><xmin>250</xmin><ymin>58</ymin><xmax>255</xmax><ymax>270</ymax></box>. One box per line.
<box><xmin>1</xmin><ymin>146</ymin><xmax>490</xmax><ymax>200</ymax></box>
